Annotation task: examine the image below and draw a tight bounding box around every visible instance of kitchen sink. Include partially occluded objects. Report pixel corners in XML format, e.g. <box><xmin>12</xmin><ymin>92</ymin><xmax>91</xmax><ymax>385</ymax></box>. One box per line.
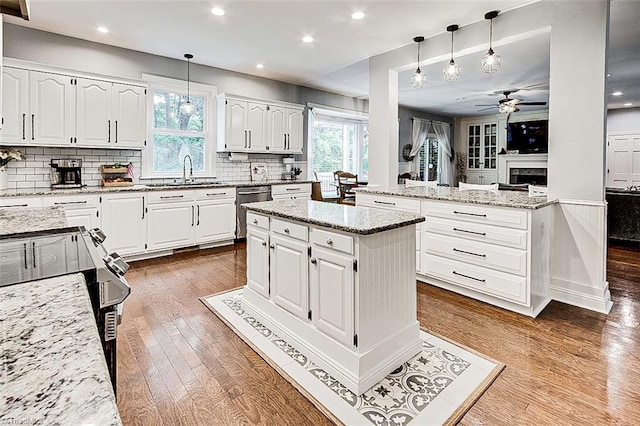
<box><xmin>144</xmin><ymin>182</ymin><xmax>228</xmax><ymax>188</ymax></box>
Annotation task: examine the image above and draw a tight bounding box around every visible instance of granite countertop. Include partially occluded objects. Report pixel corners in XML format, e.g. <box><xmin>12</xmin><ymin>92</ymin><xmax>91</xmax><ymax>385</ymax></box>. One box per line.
<box><xmin>243</xmin><ymin>199</ymin><xmax>425</xmax><ymax>235</ymax></box>
<box><xmin>0</xmin><ymin>273</ymin><xmax>121</xmax><ymax>425</ymax></box>
<box><xmin>0</xmin><ymin>179</ymin><xmax>314</xmax><ymax>198</ymax></box>
<box><xmin>356</xmin><ymin>185</ymin><xmax>558</xmax><ymax>209</ymax></box>
<box><xmin>0</xmin><ymin>206</ymin><xmax>68</xmax><ymax>236</ymax></box>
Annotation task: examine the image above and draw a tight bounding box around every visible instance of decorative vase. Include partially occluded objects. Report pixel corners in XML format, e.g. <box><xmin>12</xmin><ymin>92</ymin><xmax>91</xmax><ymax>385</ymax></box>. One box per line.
<box><xmin>0</xmin><ymin>166</ymin><xmax>8</xmax><ymax>191</ymax></box>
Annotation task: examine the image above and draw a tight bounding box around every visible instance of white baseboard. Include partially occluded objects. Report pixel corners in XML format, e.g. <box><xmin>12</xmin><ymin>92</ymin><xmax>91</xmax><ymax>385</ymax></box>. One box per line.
<box><xmin>550</xmin><ymin>277</ymin><xmax>613</xmax><ymax>314</ymax></box>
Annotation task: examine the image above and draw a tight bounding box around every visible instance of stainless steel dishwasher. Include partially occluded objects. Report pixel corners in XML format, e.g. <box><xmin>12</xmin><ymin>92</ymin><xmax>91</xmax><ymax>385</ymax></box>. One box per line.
<box><xmin>236</xmin><ymin>185</ymin><xmax>272</xmax><ymax>238</ymax></box>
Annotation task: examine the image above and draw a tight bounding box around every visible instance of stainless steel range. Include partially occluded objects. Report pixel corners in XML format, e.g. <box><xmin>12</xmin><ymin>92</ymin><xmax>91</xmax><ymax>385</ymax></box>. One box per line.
<box><xmin>0</xmin><ymin>226</ymin><xmax>130</xmax><ymax>392</ymax></box>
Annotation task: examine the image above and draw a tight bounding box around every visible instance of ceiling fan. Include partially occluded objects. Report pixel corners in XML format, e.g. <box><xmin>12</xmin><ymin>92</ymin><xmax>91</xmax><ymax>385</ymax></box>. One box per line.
<box><xmin>476</xmin><ymin>91</ymin><xmax>547</xmax><ymax>113</ymax></box>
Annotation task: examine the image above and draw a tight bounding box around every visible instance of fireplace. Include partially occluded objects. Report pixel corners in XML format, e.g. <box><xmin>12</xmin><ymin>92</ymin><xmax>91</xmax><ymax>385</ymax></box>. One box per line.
<box><xmin>510</xmin><ymin>167</ymin><xmax>547</xmax><ymax>185</ymax></box>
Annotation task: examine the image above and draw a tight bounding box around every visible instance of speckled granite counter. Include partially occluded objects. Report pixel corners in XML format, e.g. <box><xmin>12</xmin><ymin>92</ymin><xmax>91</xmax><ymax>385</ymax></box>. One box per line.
<box><xmin>243</xmin><ymin>199</ymin><xmax>424</xmax><ymax>234</ymax></box>
<box><xmin>0</xmin><ymin>206</ymin><xmax>68</xmax><ymax>235</ymax></box>
<box><xmin>0</xmin><ymin>179</ymin><xmax>313</xmax><ymax>198</ymax></box>
<box><xmin>0</xmin><ymin>273</ymin><xmax>121</xmax><ymax>425</ymax></box>
<box><xmin>356</xmin><ymin>185</ymin><xmax>558</xmax><ymax>209</ymax></box>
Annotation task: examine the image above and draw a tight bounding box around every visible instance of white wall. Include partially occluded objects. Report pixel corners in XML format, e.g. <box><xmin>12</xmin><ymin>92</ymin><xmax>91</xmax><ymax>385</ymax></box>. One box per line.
<box><xmin>607</xmin><ymin>108</ymin><xmax>640</xmax><ymax>133</ymax></box>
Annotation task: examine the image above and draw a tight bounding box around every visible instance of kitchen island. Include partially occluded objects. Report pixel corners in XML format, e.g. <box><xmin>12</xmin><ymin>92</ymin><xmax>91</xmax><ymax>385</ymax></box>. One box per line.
<box><xmin>0</xmin><ymin>206</ymin><xmax>121</xmax><ymax>425</ymax></box>
<box><xmin>242</xmin><ymin>199</ymin><xmax>425</xmax><ymax>394</ymax></box>
<box><xmin>357</xmin><ymin>185</ymin><xmax>557</xmax><ymax>317</ymax></box>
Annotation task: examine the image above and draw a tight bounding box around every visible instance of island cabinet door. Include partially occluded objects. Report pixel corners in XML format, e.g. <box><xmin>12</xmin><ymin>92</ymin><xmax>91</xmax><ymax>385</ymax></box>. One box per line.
<box><xmin>246</xmin><ymin>228</ymin><xmax>270</xmax><ymax>298</ymax></box>
<box><xmin>269</xmin><ymin>234</ymin><xmax>309</xmax><ymax>320</ymax></box>
<box><xmin>309</xmin><ymin>246</ymin><xmax>354</xmax><ymax>348</ymax></box>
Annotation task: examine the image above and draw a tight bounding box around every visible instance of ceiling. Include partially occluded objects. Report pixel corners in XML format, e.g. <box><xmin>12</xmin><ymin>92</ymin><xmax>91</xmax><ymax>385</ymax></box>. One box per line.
<box><xmin>5</xmin><ymin>1</ymin><xmax>639</xmax><ymax>117</ymax></box>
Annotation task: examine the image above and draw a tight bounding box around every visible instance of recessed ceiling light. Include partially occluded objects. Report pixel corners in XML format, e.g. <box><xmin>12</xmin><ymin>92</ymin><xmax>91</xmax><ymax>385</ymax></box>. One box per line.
<box><xmin>302</xmin><ymin>36</ymin><xmax>314</xmax><ymax>43</ymax></box>
<box><xmin>612</xmin><ymin>91</ymin><xmax>623</xmax><ymax>96</ymax></box>
<box><xmin>256</xmin><ymin>63</ymin><xmax>264</xmax><ymax>69</ymax></box>
<box><xmin>607</xmin><ymin>73</ymin><xmax>611</xmax><ymax>77</ymax></box>
<box><xmin>211</xmin><ymin>7</ymin><xmax>225</xmax><ymax>16</ymax></box>
<box><xmin>350</xmin><ymin>11</ymin><xmax>365</xmax><ymax>20</ymax></box>
<box><xmin>97</xmin><ymin>26</ymin><xmax>109</xmax><ymax>34</ymax></box>
<box><xmin>624</xmin><ymin>103</ymin><xmax>633</xmax><ymax>107</ymax></box>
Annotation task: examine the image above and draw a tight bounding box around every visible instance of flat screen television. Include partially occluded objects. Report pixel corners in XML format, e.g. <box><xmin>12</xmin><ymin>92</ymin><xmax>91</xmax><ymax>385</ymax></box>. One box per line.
<box><xmin>506</xmin><ymin>120</ymin><xmax>548</xmax><ymax>154</ymax></box>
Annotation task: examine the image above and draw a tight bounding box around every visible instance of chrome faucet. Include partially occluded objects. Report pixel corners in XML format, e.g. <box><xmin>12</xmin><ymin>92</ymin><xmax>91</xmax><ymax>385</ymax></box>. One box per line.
<box><xmin>182</xmin><ymin>154</ymin><xmax>193</xmax><ymax>184</ymax></box>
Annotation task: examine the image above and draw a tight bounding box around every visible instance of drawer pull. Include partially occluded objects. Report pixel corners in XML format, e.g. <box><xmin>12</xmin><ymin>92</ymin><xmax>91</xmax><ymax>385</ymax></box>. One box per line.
<box><xmin>206</xmin><ymin>193</ymin><xmax>226</xmax><ymax>197</ymax></box>
<box><xmin>374</xmin><ymin>200</ymin><xmax>396</xmax><ymax>206</ymax></box>
<box><xmin>453</xmin><ymin>210</ymin><xmax>487</xmax><ymax>218</ymax></box>
<box><xmin>160</xmin><ymin>195</ymin><xmax>184</xmax><ymax>199</ymax></box>
<box><xmin>285</xmin><ymin>187</ymin><xmax>300</xmax><ymax>191</ymax></box>
<box><xmin>253</xmin><ymin>219</ymin><xmax>258</xmax><ymax>224</ymax></box>
<box><xmin>5</xmin><ymin>204</ymin><xmax>28</xmax><ymax>208</ymax></box>
<box><xmin>452</xmin><ymin>270</ymin><xmax>486</xmax><ymax>282</ymax></box>
<box><xmin>453</xmin><ymin>227</ymin><xmax>487</xmax><ymax>236</ymax></box>
<box><xmin>54</xmin><ymin>201</ymin><xmax>87</xmax><ymax>205</ymax></box>
<box><xmin>453</xmin><ymin>248</ymin><xmax>486</xmax><ymax>258</ymax></box>
<box><xmin>326</xmin><ymin>238</ymin><xmax>333</xmax><ymax>245</ymax></box>
<box><xmin>284</xmin><ymin>228</ymin><xmax>290</xmax><ymax>234</ymax></box>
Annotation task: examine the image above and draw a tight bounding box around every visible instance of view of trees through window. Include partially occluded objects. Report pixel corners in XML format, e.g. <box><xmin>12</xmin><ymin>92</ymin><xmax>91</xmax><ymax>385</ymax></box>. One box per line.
<box><xmin>152</xmin><ymin>90</ymin><xmax>206</xmax><ymax>173</ymax></box>
<box><xmin>311</xmin><ymin>118</ymin><xmax>368</xmax><ymax>178</ymax></box>
<box><xmin>419</xmin><ymin>137</ymin><xmax>439</xmax><ymax>181</ymax></box>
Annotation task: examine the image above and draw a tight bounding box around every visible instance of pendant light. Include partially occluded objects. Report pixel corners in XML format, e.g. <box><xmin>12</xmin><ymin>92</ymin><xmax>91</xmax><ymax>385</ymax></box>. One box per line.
<box><xmin>443</xmin><ymin>25</ymin><xmax>461</xmax><ymax>81</ymax></box>
<box><xmin>180</xmin><ymin>53</ymin><xmax>196</xmax><ymax>115</ymax></box>
<box><xmin>481</xmin><ymin>11</ymin><xmax>501</xmax><ymax>73</ymax></box>
<box><xmin>410</xmin><ymin>36</ymin><xmax>427</xmax><ymax>88</ymax></box>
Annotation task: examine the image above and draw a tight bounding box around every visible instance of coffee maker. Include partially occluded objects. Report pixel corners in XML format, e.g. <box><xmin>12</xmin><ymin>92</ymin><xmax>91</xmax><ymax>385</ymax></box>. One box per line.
<box><xmin>50</xmin><ymin>159</ymin><xmax>83</xmax><ymax>188</ymax></box>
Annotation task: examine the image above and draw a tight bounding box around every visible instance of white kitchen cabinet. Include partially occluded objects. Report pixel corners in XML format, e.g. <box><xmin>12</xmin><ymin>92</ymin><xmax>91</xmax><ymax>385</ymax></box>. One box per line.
<box><xmin>195</xmin><ymin>188</ymin><xmax>236</xmax><ymax>244</ymax></box>
<box><xmin>101</xmin><ymin>192</ymin><xmax>146</xmax><ymax>256</ymax></box>
<box><xmin>146</xmin><ymin>200</ymin><xmax>195</xmax><ymax>251</ymax></box>
<box><xmin>112</xmin><ymin>84</ymin><xmax>146</xmax><ymax>148</ymax></box>
<box><xmin>0</xmin><ymin>196</ymin><xmax>42</xmax><ymax>208</ymax></box>
<box><xmin>218</xmin><ymin>96</ymin><xmax>268</xmax><ymax>152</ymax></box>
<box><xmin>29</xmin><ymin>70</ymin><xmax>75</xmax><ymax>146</ymax></box>
<box><xmin>43</xmin><ymin>194</ymin><xmax>101</xmax><ymax>230</ymax></box>
<box><xmin>309</xmin><ymin>245</ymin><xmax>354</xmax><ymax>348</ymax></box>
<box><xmin>246</xmin><ymin>225</ymin><xmax>270</xmax><ymax>298</ymax></box>
<box><xmin>270</xmin><ymin>233</ymin><xmax>309</xmax><ymax>320</ymax></box>
<box><xmin>466</xmin><ymin>171</ymin><xmax>498</xmax><ymax>185</ymax></box>
<box><xmin>268</xmin><ymin>105</ymin><xmax>303</xmax><ymax>154</ymax></box>
<box><xmin>271</xmin><ymin>183</ymin><xmax>312</xmax><ymax>200</ymax></box>
<box><xmin>0</xmin><ymin>67</ymin><xmax>29</xmax><ymax>144</ymax></box>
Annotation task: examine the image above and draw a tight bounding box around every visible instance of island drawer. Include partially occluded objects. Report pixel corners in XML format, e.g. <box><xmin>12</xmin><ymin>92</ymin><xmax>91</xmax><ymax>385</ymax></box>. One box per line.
<box><xmin>424</xmin><ymin>232</ymin><xmax>527</xmax><ymax>276</ymax></box>
<box><xmin>42</xmin><ymin>194</ymin><xmax>100</xmax><ymax>208</ymax></box>
<box><xmin>271</xmin><ymin>183</ymin><xmax>312</xmax><ymax>196</ymax></box>
<box><xmin>247</xmin><ymin>212</ymin><xmax>269</xmax><ymax>230</ymax></box>
<box><xmin>424</xmin><ymin>254</ymin><xmax>528</xmax><ymax>306</ymax></box>
<box><xmin>424</xmin><ymin>216</ymin><xmax>528</xmax><ymax>250</ymax></box>
<box><xmin>272</xmin><ymin>218</ymin><xmax>308</xmax><ymax>241</ymax></box>
<box><xmin>310</xmin><ymin>228</ymin><xmax>353</xmax><ymax>255</ymax></box>
<box><xmin>423</xmin><ymin>201</ymin><xmax>528</xmax><ymax>230</ymax></box>
<box><xmin>356</xmin><ymin>193</ymin><xmax>421</xmax><ymax>213</ymax></box>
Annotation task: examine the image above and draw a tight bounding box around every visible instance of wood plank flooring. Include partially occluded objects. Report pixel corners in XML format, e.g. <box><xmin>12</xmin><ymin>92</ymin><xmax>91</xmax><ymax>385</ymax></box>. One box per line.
<box><xmin>117</xmin><ymin>243</ymin><xmax>640</xmax><ymax>425</ymax></box>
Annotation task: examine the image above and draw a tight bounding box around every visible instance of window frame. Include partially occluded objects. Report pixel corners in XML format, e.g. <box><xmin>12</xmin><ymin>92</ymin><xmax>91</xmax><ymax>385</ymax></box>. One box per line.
<box><xmin>141</xmin><ymin>74</ymin><xmax>218</xmax><ymax>179</ymax></box>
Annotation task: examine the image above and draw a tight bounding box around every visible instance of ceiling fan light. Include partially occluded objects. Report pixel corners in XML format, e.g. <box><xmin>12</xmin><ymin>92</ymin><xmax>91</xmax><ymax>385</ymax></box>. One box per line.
<box><xmin>498</xmin><ymin>102</ymin><xmax>517</xmax><ymax>114</ymax></box>
<box><xmin>481</xmin><ymin>49</ymin><xmax>501</xmax><ymax>73</ymax></box>
<box><xmin>443</xmin><ymin>60</ymin><xmax>461</xmax><ymax>81</ymax></box>
<box><xmin>411</xmin><ymin>67</ymin><xmax>426</xmax><ymax>88</ymax></box>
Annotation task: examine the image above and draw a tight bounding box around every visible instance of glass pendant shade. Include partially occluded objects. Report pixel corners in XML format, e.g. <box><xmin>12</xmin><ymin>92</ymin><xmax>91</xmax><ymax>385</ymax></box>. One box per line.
<box><xmin>443</xmin><ymin>25</ymin><xmax>461</xmax><ymax>81</ymax></box>
<box><xmin>181</xmin><ymin>53</ymin><xmax>197</xmax><ymax>115</ymax></box>
<box><xmin>498</xmin><ymin>102</ymin><xmax>517</xmax><ymax>114</ymax></box>
<box><xmin>481</xmin><ymin>11</ymin><xmax>501</xmax><ymax>73</ymax></box>
<box><xmin>410</xmin><ymin>36</ymin><xmax>426</xmax><ymax>88</ymax></box>
<box><xmin>411</xmin><ymin>67</ymin><xmax>427</xmax><ymax>88</ymax></box>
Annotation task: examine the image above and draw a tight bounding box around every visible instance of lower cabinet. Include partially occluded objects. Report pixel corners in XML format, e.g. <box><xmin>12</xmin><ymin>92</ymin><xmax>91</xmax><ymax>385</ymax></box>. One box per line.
<box><xmin>270</xmin><ymin>233</ymin><xmax>309</xmax><ymax>320</ymax></box>
<box><xmin>195</xmin><ymin>189</ymin><xmax>236</xmax><ymax>244</ymax></box>
<box><xmin>309</xmin><ymin>245</ymin><xmax>354</xmax><ymax>348</ymax></box>
<box><xmin>146</xmin><ymin>198</ymin><xmax>196</xmax><ymax>251</ymax></box>
<box><xmin>246</xmin><ymin>226</ymin><xmax>270</xmax><ymax>298</ymax></box>
<box><xmin>101</xmin><ymin>192</ymin><xmax>146</xmax><ymax>256</ymax></box>
<box><xmin>43</xmin><ymin>194</ymin><xmax>101</xmax><ymax>230</ymax></box>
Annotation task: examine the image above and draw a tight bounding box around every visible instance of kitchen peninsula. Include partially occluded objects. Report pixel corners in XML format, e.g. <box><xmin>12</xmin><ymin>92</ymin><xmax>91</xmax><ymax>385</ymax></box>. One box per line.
<box><xmin>242</xmin><ymin>199</ymin><xmax>425</xmax><ymax>394</ymax></box>
<box><xmin>357</xmin><ymin>186</ymin><xmax>557</xmax><ymax>317</ymax></box>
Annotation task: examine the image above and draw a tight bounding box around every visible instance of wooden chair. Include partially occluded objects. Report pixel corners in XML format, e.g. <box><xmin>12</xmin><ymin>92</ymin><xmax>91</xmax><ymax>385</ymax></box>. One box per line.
<box><xmin>397</xmin><ymin>172</ymin><xmax>418</xmax><ymax>184</ymax></box>
<box><xmin>336</xmin><ymin>171</ymin><xmax>358</xmax><ymax>205</ymax></box>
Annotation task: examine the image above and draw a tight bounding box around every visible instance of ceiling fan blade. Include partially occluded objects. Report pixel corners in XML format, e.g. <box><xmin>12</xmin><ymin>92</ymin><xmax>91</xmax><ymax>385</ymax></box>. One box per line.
<box><xmin>477</xmin><ymin>106</ymin><xmax>497</xmax><ymax>112</ymax></box>
<box><xmin>475</xmin><ymin>104</ymin><xmax>496</xmax><ymax>107</ymax></box>
<box><xmin>519</xmin><ymin>102</ymin><xmax>547</xmax><ymax>106</ymax></box>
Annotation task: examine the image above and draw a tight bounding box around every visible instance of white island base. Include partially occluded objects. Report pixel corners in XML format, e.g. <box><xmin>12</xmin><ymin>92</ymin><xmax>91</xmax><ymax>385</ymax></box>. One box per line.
<box><xmin>241</xmin><ymin>201</ymin><xmax>424</xmax><ymax>395</ymax></box>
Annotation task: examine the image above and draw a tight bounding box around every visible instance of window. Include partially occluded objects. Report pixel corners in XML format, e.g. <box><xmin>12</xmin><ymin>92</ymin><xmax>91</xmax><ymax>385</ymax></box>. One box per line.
<box><xmin>418</xmin><ymin>136</ymin><xmax>439</xmax><ymax>181</ymax></box>
<box><xmin>307</xmin><ymin>108</ymin><xmax>368</xmax><ymax>197</ymax></box>
<box><xmin>142</xmin><ymin>75</ymin><xmax>217</xmax><ymax>178</ymax></box>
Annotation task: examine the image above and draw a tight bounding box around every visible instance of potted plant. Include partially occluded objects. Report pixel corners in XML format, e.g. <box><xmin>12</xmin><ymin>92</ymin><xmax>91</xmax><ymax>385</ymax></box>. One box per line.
<box><xmin>0</xmin><ymin>147</ymin><xmax>24</xmax><ymax>190</ymax></box>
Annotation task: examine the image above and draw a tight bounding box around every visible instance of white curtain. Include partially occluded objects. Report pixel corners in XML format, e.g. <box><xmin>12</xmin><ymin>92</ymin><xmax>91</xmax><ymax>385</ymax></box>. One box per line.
<box><xmin>432</xmin><ymin>121</ymin><xmax>454</xmax><ymax>186</ymax></box>
<box><xmin>408</xmin><ymin>118</ymin><xmax>430</xmax><ymax>165</ymax></box>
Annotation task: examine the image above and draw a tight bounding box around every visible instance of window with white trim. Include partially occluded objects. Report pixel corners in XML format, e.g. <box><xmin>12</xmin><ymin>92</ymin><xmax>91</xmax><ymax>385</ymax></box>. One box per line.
<box><xmin>142</xmin><ymin>75</ymin><xmax>217</xmax><ymax>178</ymax></box>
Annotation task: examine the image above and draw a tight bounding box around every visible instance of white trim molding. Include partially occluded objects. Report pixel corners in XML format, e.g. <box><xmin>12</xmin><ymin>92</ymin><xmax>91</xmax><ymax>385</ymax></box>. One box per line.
<box><xmin>497</xmin><ymin>153</ymin><xmax>548</xmax><ymax>184</ymax></box>
<box><xmin>550</xmin><ymin>200</ymin><xmax>612</xmax><ymax>314</ymax></box>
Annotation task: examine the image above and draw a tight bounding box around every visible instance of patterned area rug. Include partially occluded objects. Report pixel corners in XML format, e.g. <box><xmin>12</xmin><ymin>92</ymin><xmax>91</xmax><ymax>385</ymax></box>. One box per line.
<box><xmin>202</xmin><ymin>289</ymin><xmax>504</xmax><ymax>426</ymax></box>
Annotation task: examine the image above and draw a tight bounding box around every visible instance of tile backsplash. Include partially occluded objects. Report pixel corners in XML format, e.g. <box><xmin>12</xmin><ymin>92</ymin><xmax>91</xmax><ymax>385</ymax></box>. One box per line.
<box><xmin>1</xmin><ymin>147</ymin><xmax>304</xmax><ymax>189</ymax></box>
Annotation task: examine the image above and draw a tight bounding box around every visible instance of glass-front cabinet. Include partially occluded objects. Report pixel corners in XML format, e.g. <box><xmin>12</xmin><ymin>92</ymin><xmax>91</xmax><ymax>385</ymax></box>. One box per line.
<box><xmin>466</xmin><ymin>122</ymin><xmax>498</xmax><ymax>184</ymax></box>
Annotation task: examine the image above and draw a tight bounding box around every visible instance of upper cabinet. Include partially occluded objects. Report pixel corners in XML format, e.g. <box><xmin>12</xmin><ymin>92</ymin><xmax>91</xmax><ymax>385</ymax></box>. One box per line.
<box><xmin>0</xmin><ymin>61</ymin><xmax>147</xmax><ymax>149</ymax></box>
<box><xmin>217</xmin><ymin>93</ymin><xmax>304</xmax><ymax>154</ymax></box>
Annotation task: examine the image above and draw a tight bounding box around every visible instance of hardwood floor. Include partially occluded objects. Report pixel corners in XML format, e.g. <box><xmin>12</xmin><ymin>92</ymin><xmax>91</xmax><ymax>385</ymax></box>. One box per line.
<box><xmin>117</xmin><ymin>243</ymin><xmax>640</xmax><ymax>425</ymax></box>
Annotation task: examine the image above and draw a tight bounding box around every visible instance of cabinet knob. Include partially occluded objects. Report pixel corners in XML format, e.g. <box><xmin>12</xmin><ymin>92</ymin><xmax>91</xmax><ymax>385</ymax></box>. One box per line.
<box><xmin>261</xmin><ymin>241</ymin><xmax>267</xmax><ymax>246</ymax></box>
<box><xmin>270</xmin><ymin>244</ymin><xmax>275</xmax><ymax>249</ymax></box>
<box><xmin>326</xmin><ymin>238</ymin><xmax>333</xmax><ymax>245</ymax></box>
<box><xmin>284</xmin><ymin>228</ymin><xmax>290</xmax><ymax>234</ymax></box>
<box><xmin>253</xmin><ymin>219</ymin><xmax>258</xmax><ymax>224</ymax></box>
<box><xmin>310</xmin><ymin>258</ymin><xmax>317</xmax><ymax>264</ymax></box>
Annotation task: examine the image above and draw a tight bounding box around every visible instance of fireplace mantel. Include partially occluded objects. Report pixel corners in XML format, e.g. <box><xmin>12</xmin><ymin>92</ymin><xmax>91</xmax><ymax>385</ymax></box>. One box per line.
<box><xmin>498</xmin><ymin>153</ymin><xmax>548</xmax><ymax>184</ymax></box>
